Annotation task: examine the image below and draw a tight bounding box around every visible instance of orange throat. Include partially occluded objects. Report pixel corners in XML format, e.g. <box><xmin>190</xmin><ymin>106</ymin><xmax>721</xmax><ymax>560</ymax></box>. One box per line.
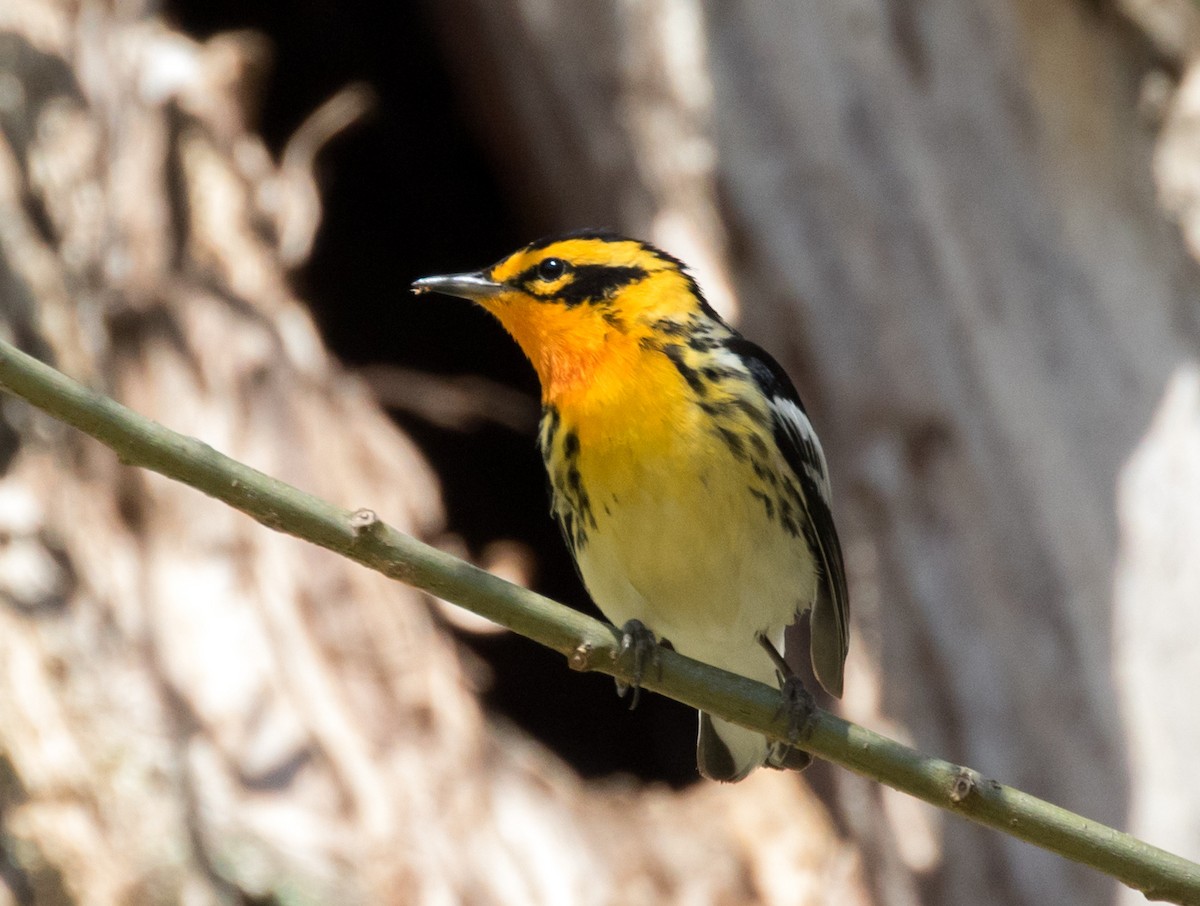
<box><xmin>481</xmin><ymin>298</ymin><xmax>634</xmax><ymax>404</ymax></box>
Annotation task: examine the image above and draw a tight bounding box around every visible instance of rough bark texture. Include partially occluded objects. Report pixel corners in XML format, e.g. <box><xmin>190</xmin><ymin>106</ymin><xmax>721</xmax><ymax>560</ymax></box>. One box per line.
<box><xmin>0</xmin><ymin>1</ymin><xmax>869</xmax><ymax>904</ymax></box>
<box><xmin>428</xmin><ymin>1</ymin><xmax>1200</xmax><ymax>905</ymax></box>
<box><xmin>4</xmin><ymin>0</ymin><xmax>1200</xmax><ymax>903</ymax></box>
<box><xmin>1112</xmin><ymin>2</ymin><xmax>1200</xmax><ymax>902</ymax></box>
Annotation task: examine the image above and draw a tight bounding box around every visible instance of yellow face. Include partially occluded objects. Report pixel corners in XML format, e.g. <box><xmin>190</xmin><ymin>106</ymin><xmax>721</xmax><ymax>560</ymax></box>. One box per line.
<box><xmin>414</xmin><ymin>232</ymin><xmax>712</xmax><ymax>401</ymax></box>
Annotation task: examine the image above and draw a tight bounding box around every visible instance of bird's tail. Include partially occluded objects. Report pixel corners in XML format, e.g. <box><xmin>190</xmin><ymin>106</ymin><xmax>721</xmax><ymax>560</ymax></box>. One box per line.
<box><xmin>697</xmin><ymin>713</ymin><xmax>763</xmax><ymax>782</ymax></box>
<box><xmin>697</xmin><ymin>713</ymin><xmax>812</xmax><ymax>782</ymax></box>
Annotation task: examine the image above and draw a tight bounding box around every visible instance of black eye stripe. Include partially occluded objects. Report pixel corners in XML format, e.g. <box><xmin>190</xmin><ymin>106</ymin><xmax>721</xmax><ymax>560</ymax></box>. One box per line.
<box><xmin>512</xmin><ymin>263</ymin><xmax>649</xmax><ymax>306</ymax></box>
<box><xmin>538</xmin><ymin>257</ymin><xmax>567</xmax><ymax>280</ymax></box>
<box><xmin>557</xmin><ymin>264</ymin><xmax>648</xmax><ymax>305</ymax></box>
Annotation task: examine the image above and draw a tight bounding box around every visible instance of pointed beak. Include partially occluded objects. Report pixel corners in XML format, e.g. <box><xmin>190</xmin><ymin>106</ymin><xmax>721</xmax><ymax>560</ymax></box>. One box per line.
<box><xmin>410</xmin><ymin>271</ymin><xmax>506</xmax><ymax>301</ymax></box>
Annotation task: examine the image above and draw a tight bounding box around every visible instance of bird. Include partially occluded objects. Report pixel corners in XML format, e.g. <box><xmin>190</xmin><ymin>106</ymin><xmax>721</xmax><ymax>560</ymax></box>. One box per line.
<box><xmin>411</xmin><ymin>229</ymin><xmax>849</xmax><ymax>782</ymax></box>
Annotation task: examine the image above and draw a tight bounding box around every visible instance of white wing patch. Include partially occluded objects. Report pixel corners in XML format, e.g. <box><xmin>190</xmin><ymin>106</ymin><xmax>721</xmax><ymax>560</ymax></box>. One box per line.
<box><xmin>770</xmin><ymin>396</ymin><xmax>832</xmax><ymax>503</ymax></box>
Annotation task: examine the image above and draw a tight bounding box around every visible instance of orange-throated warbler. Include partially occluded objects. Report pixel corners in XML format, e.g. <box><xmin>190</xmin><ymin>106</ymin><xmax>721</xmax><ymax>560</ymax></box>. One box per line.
<box><xmin>413</xmin><ymin>230</ymin><xmax>848</xmax><ymax>781</ymax></box>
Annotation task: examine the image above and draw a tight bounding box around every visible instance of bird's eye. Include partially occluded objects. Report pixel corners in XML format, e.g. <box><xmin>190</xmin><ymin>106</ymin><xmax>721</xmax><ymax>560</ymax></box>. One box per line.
<box><xmin>538</xmin><ymin>258</ymin><xmax>567</xmax><ymax>281</ymax></box>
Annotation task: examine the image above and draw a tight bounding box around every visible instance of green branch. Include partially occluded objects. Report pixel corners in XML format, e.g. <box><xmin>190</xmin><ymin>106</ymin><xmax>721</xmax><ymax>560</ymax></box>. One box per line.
<box><xmin>0</xmin><ymin>338</ymin><xmax>1196</xmax><ymax>904</ymax></box>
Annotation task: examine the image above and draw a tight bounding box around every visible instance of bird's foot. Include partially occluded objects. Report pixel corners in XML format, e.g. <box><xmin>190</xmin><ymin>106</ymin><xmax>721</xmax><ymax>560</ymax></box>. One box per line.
<box><xmin>615</xmin><ymin>619</ymin><xmax>663</xmax><ymax>710</ymax></box>
<box><xmin>756</xmin><ymin>631</ymin><xmax>791</xmax><ymax>678</ymax></box>
<box><xmin>766</xmin><ymin>740</ymin><xmax>813</xmax><ymax>772</ymax></box>
<box><xmin>776</xmin><ymin>672</ymin><xmax>816</xmax><ymax>743</ymax></box>
<box><xmin>756</xmin><ymin>632</ymin><xmax>816</xmax><ymax>766</ymax></box>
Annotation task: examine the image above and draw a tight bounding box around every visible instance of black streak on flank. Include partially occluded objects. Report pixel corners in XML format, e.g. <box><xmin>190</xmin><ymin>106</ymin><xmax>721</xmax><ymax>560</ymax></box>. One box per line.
<box><xmin>563</xmin><ymin>464</ymin><xmax>595</xmax><ymax>542</ymax></box>
<box><xmin>566</xmin><ymin>464</ymin><xmax>584</xmax><ymax>496</ymax></box>
<box><xmin>749</xmin><ymin>487</ymin><xmax>775</xmax><ymax>521</ymax></box>
<box><xmin>752</xmin><ymin>458</ymin><xmax>779</xmax><ymax>487</ymax></box>
<box><xmin>716</xmin><ymin>427</ymin><xmax>746</xmax><ymax>461</ymax></box>
<box><xmin>562</xmin><ymin>429</ymin><xmax>580</xmax><ymax>461</ymax></box>
<box><xmin>538</xmin><ymin>405</ymin><xmax>561</xmax><ymax>466</ymax></box>
<box><xmin>540</xmin><ymin>405</ymin><xmax>561</xmax><ymax>442</ymax></box>
<box><xmin>747</xmin><ymin>433</ymin><xmax>770</xmax><ymax>459</ymax></box>
<box><xmin>662</xmin><ymin>344</ymin><xmax>706</xmax><ymax>396</ymax></box>
<box><xmin>560</xmin><ymin>510</ymin><xmax>580</xmax><ymax>551</ymax></box>
<box><xmin>780</xmin><ymin>501</ymin><xmax>801</xmax><ymax>538</ymax></box>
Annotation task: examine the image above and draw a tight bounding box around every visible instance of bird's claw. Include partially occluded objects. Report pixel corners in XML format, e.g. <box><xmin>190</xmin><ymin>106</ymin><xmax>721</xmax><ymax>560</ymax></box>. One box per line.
<box><xmin>755</xmin><ymin>631</ymin><xmax>816</xmax><ymax>770</ymax></box>
<box><xmin>776</xmin><ymin>672</ymin><xmax>816</xmax><ymax>743</ymax></box>
<box><xmin>762</xmin><ymin>671</ymin><xmax>817</xmax><ymax>771</ymax></box>
<box><xmin>615</xmin><ymin>619</ymin><xmax>661</xmax><ymax>710</ymax></box>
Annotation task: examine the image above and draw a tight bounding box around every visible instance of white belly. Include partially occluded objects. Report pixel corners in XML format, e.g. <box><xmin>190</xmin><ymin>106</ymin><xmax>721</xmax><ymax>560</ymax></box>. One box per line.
<box><xmin>573</xmin><ymin>453</ymin><xmax>818</xmax><ymax>685</ymax></box>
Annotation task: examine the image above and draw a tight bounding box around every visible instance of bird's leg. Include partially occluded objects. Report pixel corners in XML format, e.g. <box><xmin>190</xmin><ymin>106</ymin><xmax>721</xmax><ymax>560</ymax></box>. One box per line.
<box><xmin>757</xmin><ymin>633</ymin><xmax>816</xmax><ymax>771</ymax></box>
<box><xmin>615</xmin><ymin>619</ymin><xmax>663</xmax><ymax>710</ymax></box>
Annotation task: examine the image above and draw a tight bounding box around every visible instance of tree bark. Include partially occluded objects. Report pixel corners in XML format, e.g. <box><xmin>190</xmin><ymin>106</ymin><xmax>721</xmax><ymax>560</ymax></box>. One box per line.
<box><xmin>0</xmin><ymin>2</ymin><xmax>867</xmax><ymax>904</ymax></box>
<box><xmin>428</xmin><ymin>1</ymin><xmax>1200</xmax><ymax>904</ymax></box>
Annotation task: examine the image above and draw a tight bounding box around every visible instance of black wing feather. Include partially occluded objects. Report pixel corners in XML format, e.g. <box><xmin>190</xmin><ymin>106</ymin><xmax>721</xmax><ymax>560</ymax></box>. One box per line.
<box><xmin>725</xmin><ymin>337</ymin><xmax>850</xmax><ymax>697</ymax></box>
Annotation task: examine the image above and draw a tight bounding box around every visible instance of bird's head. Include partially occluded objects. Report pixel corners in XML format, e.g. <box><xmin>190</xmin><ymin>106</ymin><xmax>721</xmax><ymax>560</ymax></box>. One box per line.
<box><xmin>412</xmin><ymin>230</ymin><xmax>720</xmax><ymax>400</ymax></box>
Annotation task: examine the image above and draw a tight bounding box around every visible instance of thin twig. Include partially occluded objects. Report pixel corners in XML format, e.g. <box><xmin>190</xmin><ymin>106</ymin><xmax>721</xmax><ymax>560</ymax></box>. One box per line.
<box><xmin>0</xmin><ymin>338</ymin><xmax>1197</xmax><ymax>905</ymax></box>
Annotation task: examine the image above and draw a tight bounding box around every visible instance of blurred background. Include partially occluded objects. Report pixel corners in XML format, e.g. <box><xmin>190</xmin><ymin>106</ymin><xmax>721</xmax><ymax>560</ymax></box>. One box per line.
<box><xmin>1</xmin><ymin>0</ymin><xmax>1199</xmax><ymax>904</ymax></box>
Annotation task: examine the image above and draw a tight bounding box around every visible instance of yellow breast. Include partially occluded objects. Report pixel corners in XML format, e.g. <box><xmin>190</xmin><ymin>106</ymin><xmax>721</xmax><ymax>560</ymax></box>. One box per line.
<box><xmin>541</xmin><ymin>348</ymin><xmax>811</xmax><ymax>666</ymax></box>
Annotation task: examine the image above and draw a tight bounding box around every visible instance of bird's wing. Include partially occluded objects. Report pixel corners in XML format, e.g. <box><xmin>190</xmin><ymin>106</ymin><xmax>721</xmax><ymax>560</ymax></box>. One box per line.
<box><xmin>725</xmin><ymin>336</ymin><xmax>850</xmax><ymax>697</ymax></box>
